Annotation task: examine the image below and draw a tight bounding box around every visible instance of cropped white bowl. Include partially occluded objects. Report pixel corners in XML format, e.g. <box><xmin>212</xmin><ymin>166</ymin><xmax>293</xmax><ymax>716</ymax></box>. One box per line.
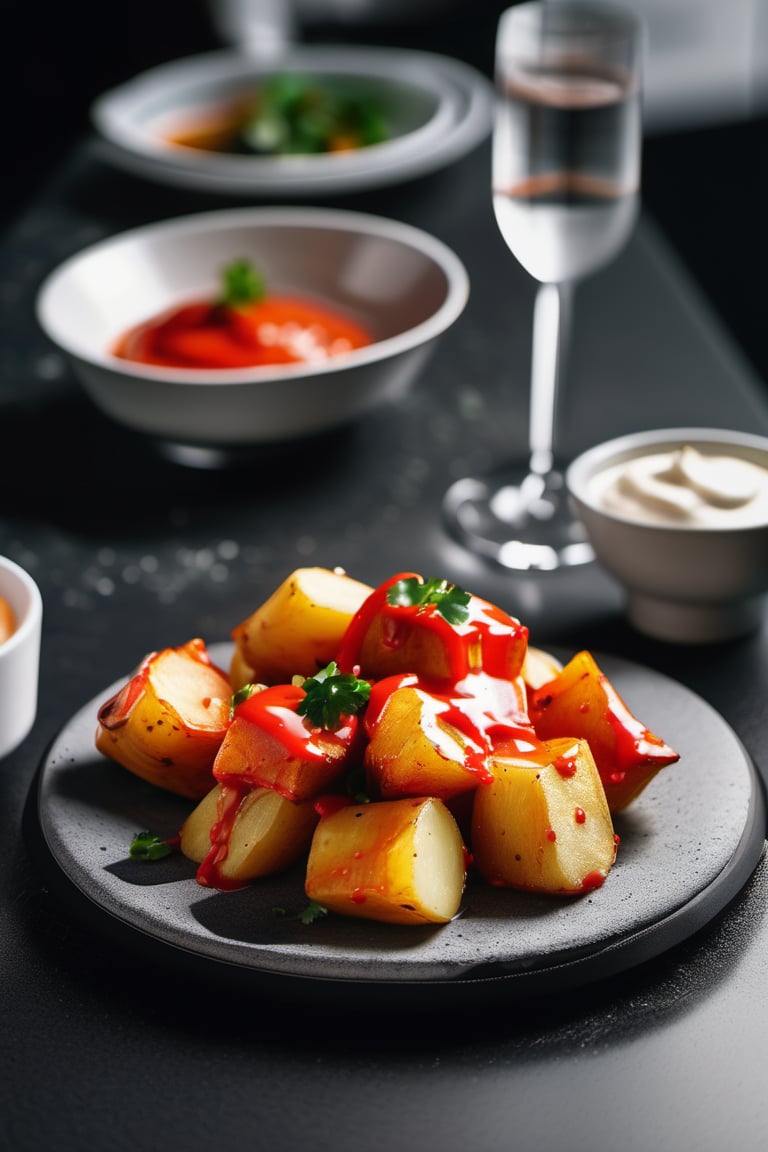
<box><xmin>0</xmin><ymin>556</ymin><xmax>42</xmax><ymax>759</ymax></box>
<box><xmin>566</xmin><ymin>428</ymin><xmax>768</xmax><ymax>643</ymax></box>
<box><xmin>36</xmin><ymin>207</ymin><xmax>469</xmax><ymax>464</ymax></box>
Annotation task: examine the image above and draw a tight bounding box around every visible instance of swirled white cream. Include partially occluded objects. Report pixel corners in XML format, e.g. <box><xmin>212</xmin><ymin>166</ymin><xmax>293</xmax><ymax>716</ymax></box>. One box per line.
<box><xmin>591</xmin><ymin>444</ymin><xmax>768</xmax><ymax>527</ymax></box>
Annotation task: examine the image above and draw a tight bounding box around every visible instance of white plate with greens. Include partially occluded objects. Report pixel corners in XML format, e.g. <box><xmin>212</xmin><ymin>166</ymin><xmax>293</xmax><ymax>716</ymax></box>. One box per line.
<box><xmin>90</xmin><ymin>46</ymin><xmax>494</xmax><ymax>195</ymax></box>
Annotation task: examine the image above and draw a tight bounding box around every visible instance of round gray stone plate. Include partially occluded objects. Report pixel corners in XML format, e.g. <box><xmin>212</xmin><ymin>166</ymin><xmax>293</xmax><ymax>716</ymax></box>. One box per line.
<box><xmin>35</xmin><ymin>645</ymin><xmax>765</xmax><ymax>1006</ymax></box>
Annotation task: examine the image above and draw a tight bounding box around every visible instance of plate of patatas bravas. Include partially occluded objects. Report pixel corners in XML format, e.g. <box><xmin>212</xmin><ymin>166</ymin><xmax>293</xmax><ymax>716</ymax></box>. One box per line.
<box><xmin>37</xmin><ymin>567</ymin><xmax>763</xmax><ymax>998</ymax></box>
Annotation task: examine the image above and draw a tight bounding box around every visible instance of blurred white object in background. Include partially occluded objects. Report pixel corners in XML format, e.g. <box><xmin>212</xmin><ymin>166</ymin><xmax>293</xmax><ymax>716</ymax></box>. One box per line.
<box><xmin>295</xmin><ymin>0</ymin><xmax>455</xmax><ymax>19</ymax></box>
<box><xmin>211</xmin><ymin>1</ymin><xmax>768</xmax><ymax>133</ymax></box>
<box><xmin>212</xmin><ymin>0</ymin><xmax>296</xmax><ymax>56</ymax></box>
<box><xmin>632</xmin><ymin>0</ymin><xmax>768</xmax><ymax>130</ymax></box>
<box><xmin>209</xmin><ymin>0</ymin><xmax>459</xmax><ymax>51</ymax></box>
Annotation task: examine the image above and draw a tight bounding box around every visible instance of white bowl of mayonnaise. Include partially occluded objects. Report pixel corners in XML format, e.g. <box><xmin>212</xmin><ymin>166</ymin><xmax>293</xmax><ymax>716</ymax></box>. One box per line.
<box><xmin>566</xmin><ymin>427</ymin><xmax>768</xmax><ymax>643</ymax></box>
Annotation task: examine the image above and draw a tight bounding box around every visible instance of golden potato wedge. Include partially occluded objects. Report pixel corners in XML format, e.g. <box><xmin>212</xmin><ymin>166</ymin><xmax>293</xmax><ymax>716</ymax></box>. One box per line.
<box><xmin>95</xmin><ymin>638</ymin><xmax>231</xmax><ymax>798</ymax></box>
<box><xmin>471</xmin><ymin>737</ymin><xmax>617</xmax><ymax>894</ymax></box>
<box><xmin>231</xmin><ymin>566</ymin><xmax>373</xmax><ymax>687</ymax></box>
<box><xmin>527</xmin><ymin>650</ymin><xmax>680</xmax><ymax>812</ymax></box>
<box><xmin>364</xmin><ymin>683</ymin><xmax>492</xmax><ymax>801</ymax></box>
<box><xmin>305</xmin><ymin>796</ymin><xmax>467</xmax><ymax>925</ymax></box>
<box><xmin>337</xmin><ymin>572</ymin><xmax>528</xmax><ymax>684</ymax></box>
<box><xmin>180</xmin><ymin>782</ymin><xmax>318</xmax><ymax>888</ymax></box>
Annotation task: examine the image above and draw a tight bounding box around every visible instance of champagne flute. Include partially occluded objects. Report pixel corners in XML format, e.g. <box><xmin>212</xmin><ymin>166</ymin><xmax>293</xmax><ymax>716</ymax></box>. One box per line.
<box><xmin>444</xmin><ymin>1</ymin><xmax>643</xmax><ymax>570</ymax></box>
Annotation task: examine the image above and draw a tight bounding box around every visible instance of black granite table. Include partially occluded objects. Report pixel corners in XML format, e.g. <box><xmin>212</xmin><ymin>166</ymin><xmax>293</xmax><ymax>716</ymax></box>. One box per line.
<box><xmin>3</xmin><ymin>111</ymin><xmax>768</xmax><ymax>1149</ymax></box>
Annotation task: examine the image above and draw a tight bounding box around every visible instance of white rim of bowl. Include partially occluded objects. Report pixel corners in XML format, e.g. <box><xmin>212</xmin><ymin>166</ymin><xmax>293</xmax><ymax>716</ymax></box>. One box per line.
<box><xmin>0</xmin><ymin>556</ymin><xmax>43</xmax><ymax>657</ymax></box>
<box><xmin>36</xmin><ymin>206</ymin><xmax>471</xmax><ymax>385</ymax></box>
<box><xmin>566</xmin><ymin>426</ymin><xmax>768</xmax><ymax>531</ymax></box>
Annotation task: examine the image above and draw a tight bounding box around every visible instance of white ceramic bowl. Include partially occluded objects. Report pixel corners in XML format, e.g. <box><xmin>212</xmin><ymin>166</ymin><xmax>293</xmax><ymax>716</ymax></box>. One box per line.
<box><xmin>36</xmin><ymin>206</ymin><xmax>469</xmax><ymax>464</ymax></box>
<box><xmin>566</xmin><ymin>428</ymin><xmax>768</xmax><ymax>643</ymax></box>
<box><xmin>0</xmin><ymin>556</ymin><xmax>42</xmax><ymax>759</ymax></box>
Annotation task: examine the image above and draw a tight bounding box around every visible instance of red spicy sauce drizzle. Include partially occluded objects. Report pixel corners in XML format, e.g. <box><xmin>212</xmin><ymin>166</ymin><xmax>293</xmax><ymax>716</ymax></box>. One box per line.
<box><xmin>196</xmin><ymin>781</ymin><xmax>251</xmax><ymax>891</ymax></box>
<box><xmin>366</xmin><ymin>669</ymin><xmax>542</xmax><ymax>787</ymax></box>
<box><xmin>601</xmin><ymin>675</ymin><xmax>679</xmax><ymax>781</ymax></box>
<box><xmin>580</xmin><ymin>871</ymin><xmax>606</xmax><ymax>892</ymax></box>
<box><xmin>97</xmin><ymin>651</ymin><xmax>155</xmax><ymax>730</ymax></box>
<box><xmin>198</xmin><ymin>682</ymin><xmax>361</xmax><ymax>885</ymax></box>
<box><xmin>234</xmin><ymin>683</ymin><xmax>355</xmax><ymax>763</ymax></box>
<box><xmin>336</xmin><ymin>572</ymin><xmax>529</xmax><ymax>685</ymax></box>
<box><xmin>553</xmin><ymin>747</ymin><xmax>579</xmax><ymax>778</ymax></box>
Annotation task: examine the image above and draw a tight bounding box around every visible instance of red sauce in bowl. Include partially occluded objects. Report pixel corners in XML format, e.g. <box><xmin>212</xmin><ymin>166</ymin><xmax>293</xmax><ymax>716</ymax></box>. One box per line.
<box><xmin>113</xmin><ymin>294</ymin><xmax>374</xmax><ymax>371</ymax></box>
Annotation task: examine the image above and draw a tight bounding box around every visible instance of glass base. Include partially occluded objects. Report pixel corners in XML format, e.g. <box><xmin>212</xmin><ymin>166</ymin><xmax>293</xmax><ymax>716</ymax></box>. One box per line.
<box><xmin>443</xmin><ymin>466</ymin><xmax>595</xmax><ymax>571</ymax></box>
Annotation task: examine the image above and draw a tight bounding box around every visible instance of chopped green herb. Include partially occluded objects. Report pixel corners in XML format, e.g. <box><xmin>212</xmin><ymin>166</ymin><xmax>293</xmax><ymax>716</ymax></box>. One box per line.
<box><xmin>344</xmin><ymin>761</ymin><xmax>372</xmax><ymax>805</ymax></box>
<box><xmin>230</xmin><ymin>681</ymin><xmax>266</xmax><ymax>719</ymax></box>
<box><xmin>297</xmin><ymin>661</ymin><xmax>371</xmax><ymax>730</ymax></box>
<box><xmin>130</xmin><ymin>831</ymin><xmax>173</xmax><ymax>861</ymax></box>
<box><xmin>239</xmin><ymin>74</ymin><xmax>388</xmax><ymax>156</ymax></box>
<box><xmin>386</xmin><ymin>576</ymin><xmax>471</xmax><ymax>625</ymax></box>
<box><xmin>218</xmin><ymin>259</ymin><xmax>266</xmax><ymax>309</ymax></box>
<box><xmin>299</xmin><ymin>900</ymin><xmax>329</xmax><ymax>925</ymax></box>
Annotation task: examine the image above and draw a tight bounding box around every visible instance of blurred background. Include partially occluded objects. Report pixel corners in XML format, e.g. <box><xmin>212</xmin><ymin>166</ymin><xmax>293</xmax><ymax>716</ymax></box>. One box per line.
<box><xmin>3</xmin><ymin>0</ymin><xmax>767</xmax><ymax>379</ymax></box>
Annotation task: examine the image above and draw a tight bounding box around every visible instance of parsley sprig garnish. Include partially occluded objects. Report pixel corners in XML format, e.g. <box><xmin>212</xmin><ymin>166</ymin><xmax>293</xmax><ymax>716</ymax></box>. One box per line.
<box><xmin>240</xmin><ymin>74</ymin><xmax>388</xmax><ymax>156</ymax></box>
<box><xmin>130</xmin><ymin>831</ymin><xmax>173</xmax><ymax>861</ymax></box>
<box><xmin>218</xmin><ymin>259</ymin><xmax>266</xmax><ymax>309</ymax></box>
<box><xmin>386</xmin><ymin>576</ymin><xmax>471</xmax><ymax>625</ymax></box>
<box><xmin>298</xmin><ymin>900</ymin><xmax>329</xmax><ymax>925</ymax></box>
<box><xmin>296</xmin><ymin>661</ymin><xmax>371</xmax><ymax>730</ymax></box>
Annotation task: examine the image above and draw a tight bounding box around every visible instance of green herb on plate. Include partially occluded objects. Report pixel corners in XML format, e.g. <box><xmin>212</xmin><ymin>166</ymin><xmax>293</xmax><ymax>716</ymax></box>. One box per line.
<box><xmin>386</xmin><ymin>576</ymin><xmax>471</xmax><ymax>625</ymax></box>
<box><xmin>297</xmin><ymin>661</ymin><xmax>371</xmax><ymax>730</ymax></box>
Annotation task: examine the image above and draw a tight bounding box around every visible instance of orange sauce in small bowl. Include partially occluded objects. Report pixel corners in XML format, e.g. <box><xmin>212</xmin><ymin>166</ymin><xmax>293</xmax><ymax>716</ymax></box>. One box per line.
<box><xmin>0</xmin><ymin>596</ymin><xmax>17</xmax><ymax>645</ymax></box>
<box><xmin>113</xmin><ymin>294</ymin><xmax>373</xmax><ymax>371</ymax></box>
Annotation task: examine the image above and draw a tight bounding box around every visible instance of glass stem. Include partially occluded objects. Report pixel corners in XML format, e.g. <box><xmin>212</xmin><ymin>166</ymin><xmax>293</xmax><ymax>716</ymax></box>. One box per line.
<box><xmin>528</xmin><ymin>280</ymin><xmax>572</xmax><ymax>478</ymax></box>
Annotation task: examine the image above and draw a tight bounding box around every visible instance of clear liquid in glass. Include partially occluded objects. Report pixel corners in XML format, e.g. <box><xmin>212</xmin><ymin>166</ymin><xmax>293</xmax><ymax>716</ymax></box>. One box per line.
<box><xmin>492</xmin><ymin>66</ymin><xmax>640</xmax><ymax>284</ymax></box>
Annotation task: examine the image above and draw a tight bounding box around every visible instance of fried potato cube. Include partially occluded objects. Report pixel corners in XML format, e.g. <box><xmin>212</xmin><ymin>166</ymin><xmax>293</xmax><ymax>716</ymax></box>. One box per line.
<box><xmin>212</xmin><ymin>713</ymin><xmax>348</xmax><ymax>802</ymax></box>
<box><xmin>364</xmin><ymin>683</ymin><xmax>492</xmax><ymax>801</ymax></box>
<box><xmin>337</xmin><ymin>574</ymin><xmax>528</xmax><ymax>684</ymax></box>
<box><xmin>527</xmin><ymin>650</ymin><xmax>680</xmax><ymax>812</ymax></box>
<box><xmin>180</xmin><ymin>782</ymin><xmax>318</xmax><ymax>887</ymax></box>
<box><xmin>305</xmin><ymin>796</ymin><xmax>467</xmax><ymax>925</ymax></box>
<box><xmin>95</xmin><ymin>638</ymin><xmax>231</xmax><ymax>798</ymax></box>
<box><xmin>212</xmin><ymin>684</ymin><xmax>356</xmax><ymax>802</ymax></box>
<box><xmin>230</xmin><ymin>566</ymin><xmax>373</xmax><ymax>688</ymax></box>
<box><xmin>471</xmin><ymin>737</ymin><xmax>617</xmax><ymax>894</ymax></box>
